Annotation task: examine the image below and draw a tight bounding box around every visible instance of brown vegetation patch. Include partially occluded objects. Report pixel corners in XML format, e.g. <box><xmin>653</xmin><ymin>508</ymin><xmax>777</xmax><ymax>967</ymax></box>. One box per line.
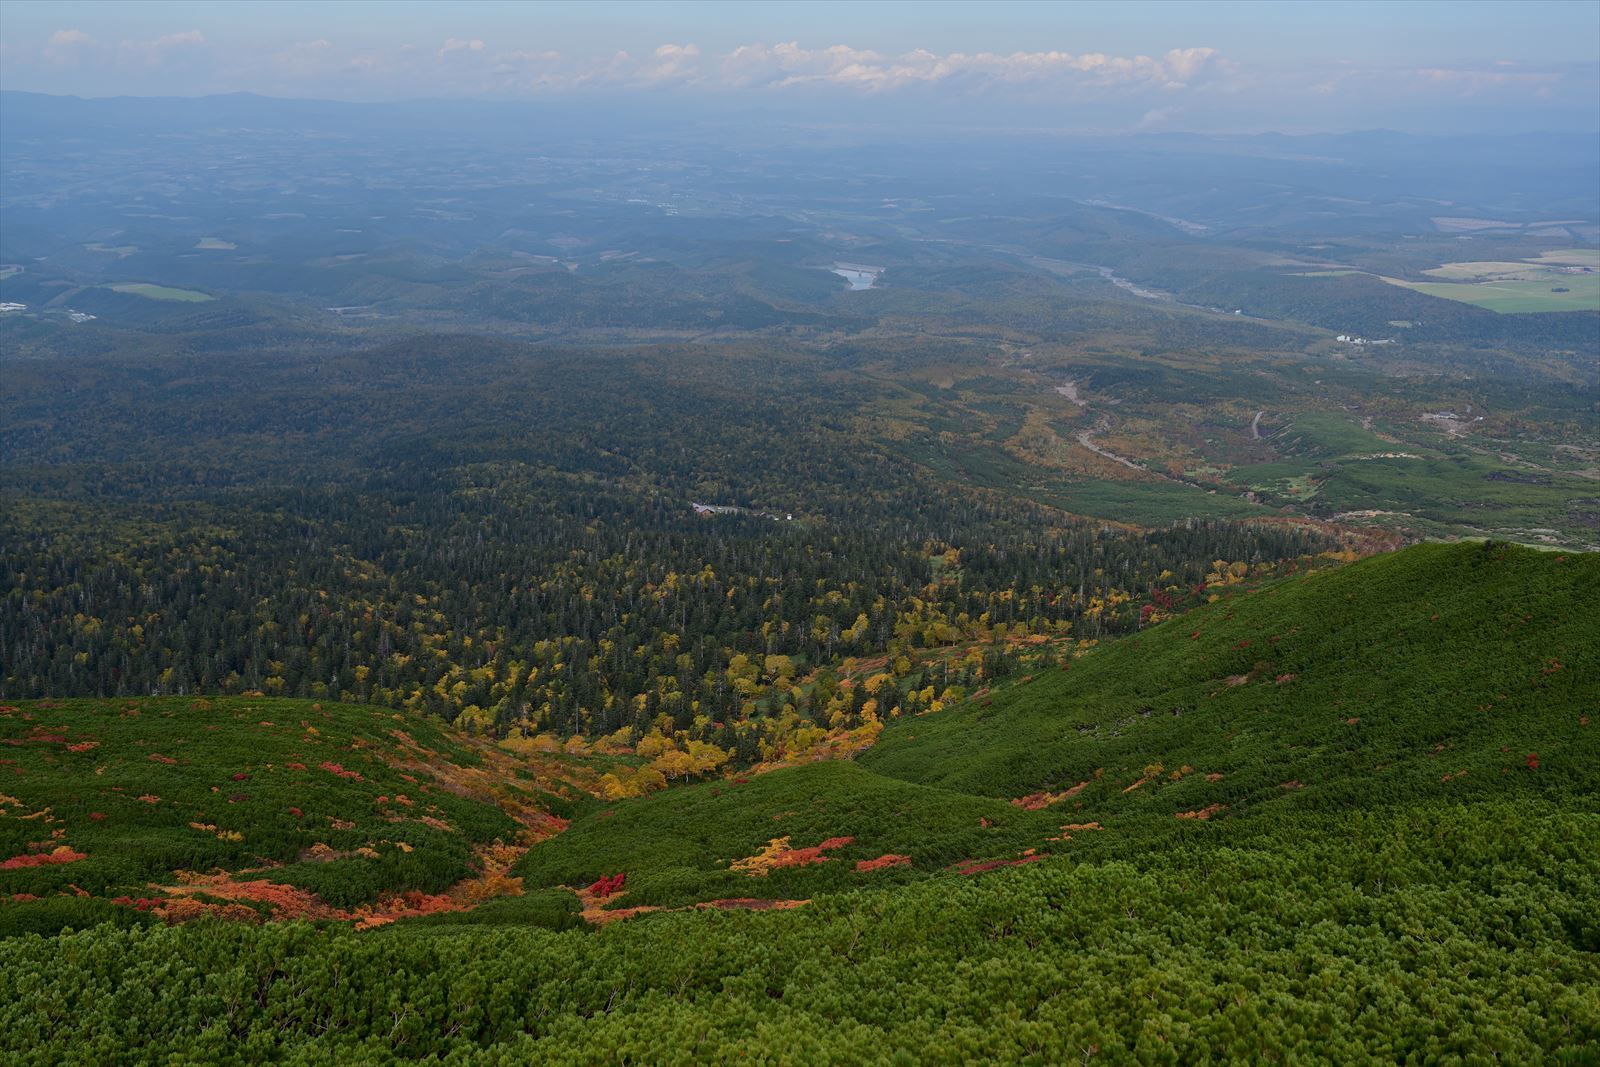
<box><xmin>571</xmin><ymin>880</ymin><xmax>655</xmax><ymax>925</ymax></box>
<box><xmin>731</xmin><ymin>835</ymin><xmax>855</xmax><ymax>876</ymax></box>
<box><xmin>1011</xmin><ymin>780</ymin><xmax>1089</xmax><ymax>811</ymax></box>
<box><xmin>855</xmin><ymin>854</ymin><xmax>912</xmax><ymax>872</ymax></box>
<box><xmin>569</xmin><ymin>891</ymin><xmax>816</xmax><ymax>927</ymax></box>
<box><xmin>698</xmin><ymin>898</ymin><xmax>810</xmax><ymax>912</ymax></box>
<box><xmin>1048</xmin><ymin>821</ymin><xmax>1103</xmax><ymax>842</ymax></box>
<box><xmin>583</xmin><ymin>904</ymin><xmax>661</xmax><ymax>925</ymax></box>
<box><xmin>151</xmin><ymin>838</ymin><xmax>532</xmax><ymax>930</ymax></box>
<box><xmin>951</xmin><ymin>854</ymin><xmax>1048</xmax><ymax>876</ymax></box>
<box><xmin>1175</xmin><ymin>804</ymin><xmax>1226</xmax><ymax>820</ymax></box>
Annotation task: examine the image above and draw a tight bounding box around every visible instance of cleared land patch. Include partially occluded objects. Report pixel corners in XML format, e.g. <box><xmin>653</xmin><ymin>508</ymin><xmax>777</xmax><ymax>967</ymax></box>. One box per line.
<box><xmin>1376</xmin><ymin>253</ymin><xmax>1599</xmax><ymax>313</ymax></box>
<box><xmin>105</xmin><ymin>282</ymin><xmax>215</xmax><ymax>302</ymax></box>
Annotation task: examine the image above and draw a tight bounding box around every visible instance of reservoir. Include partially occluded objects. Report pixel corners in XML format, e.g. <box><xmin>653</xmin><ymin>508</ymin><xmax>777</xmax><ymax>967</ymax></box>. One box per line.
<box><xmin>832</xmin><ymin>263</ymin><xmax>882</xmax><ymax>290</ymax></box>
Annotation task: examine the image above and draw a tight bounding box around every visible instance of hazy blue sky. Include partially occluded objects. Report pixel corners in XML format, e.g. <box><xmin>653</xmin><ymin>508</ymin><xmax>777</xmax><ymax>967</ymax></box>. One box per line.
<box><xmin>3</xmin><ymin>0</ymin><xmax>1596</xmax><ymax>132</ymax></box>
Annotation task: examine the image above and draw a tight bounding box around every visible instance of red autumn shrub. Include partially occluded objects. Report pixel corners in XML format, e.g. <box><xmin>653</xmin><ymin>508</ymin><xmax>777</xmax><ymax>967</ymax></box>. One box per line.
<box><xmin>589</xmin><ymin>873</ymin><xmax>628</xmax><ymax>897</ymax></box>
<box><xmin>0</xmin><ymin>845</ymin><xmax>87</xmax><ymax>869</ymax></box>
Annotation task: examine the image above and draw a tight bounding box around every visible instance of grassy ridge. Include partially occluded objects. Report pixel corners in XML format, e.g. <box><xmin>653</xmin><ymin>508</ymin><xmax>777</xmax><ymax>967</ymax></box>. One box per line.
<box><xmin>515</xmin><ymin>761</ymin><xmax>1058</xmax><ymax>909</ymax></box>
<box><xmin>0</xmin><ymin>697</ymin><xmax>595</xmax><ymax>933</ymax></box>
<box><xmin>861</xmin><ymin>541</ymin><xmax>1597</xmax><ymax>807</ymax></box>
<box><xmin>513</xmin><ymin>540</ymin><xmax>1596</xmax><ymax>913</ymax></box>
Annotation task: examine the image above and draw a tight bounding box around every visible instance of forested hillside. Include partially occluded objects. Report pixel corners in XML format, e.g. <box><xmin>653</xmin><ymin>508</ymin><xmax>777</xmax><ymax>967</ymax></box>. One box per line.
<box><xmin>3</xmin><ymin>542</ymin><xmax>1595</xmax><ymax>1061</ymax></box>
<box><xmin>2</xmin><ymin>336</ymin><xmax>1346</xmax><ymax>767</ymax></box>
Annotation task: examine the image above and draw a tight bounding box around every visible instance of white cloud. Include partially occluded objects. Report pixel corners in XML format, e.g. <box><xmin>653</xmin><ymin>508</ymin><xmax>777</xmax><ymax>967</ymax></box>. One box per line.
<box><xmin>246</xmin><ymin>37</ymin><xmax>1232</xmax><ymax>99</ymax></box>
<box><xmin>1135</xmin><ymin>106</ymin><xmax>1183</xmax><ymax>131</ymax></box>
<box><xmin>271</xmin><ymin>38</ymin><xmax>333</xmax><ymax>77</ymax></box>
<box><xmin>717</xmin><ymin>42</ymin><xmax>1230</xmax><ymax>94</ymax></box>
<box><xmin>47</xmin><ymin>29</ymin><xmax>94</xmax><ymax>48</ymax></box>
<box><xmin>1304</xmin><ymin>62</ymin><xmax>1566</xmax><ymax>101</ymax></box>
<box><xmin>635</xmin><ymin>42</ymin><xmax>700</xmax><ymax>86</ymax></box>
<box><xmin>344</xmin><ymin>53</ymin><xmax>384</xmax><ymax>75</ymax></box>
<box><xmin>43</xmin><ymin>28</ymin><xmax>94</xmax><ymax>64</ymax></box>
<box><xmin>119</xmin><ymin>29</ymin><xmax>207</xmax><ymax>67</ymax></box>
<box><xmin>1414</xmin><ymin>66</ymin><xmax>1561</xmax><ymax>94</ymax></box>
<box><xmin>155</xmin><ymin>30</ymin><xmax>205</xmax><ymax>49</ymax></box>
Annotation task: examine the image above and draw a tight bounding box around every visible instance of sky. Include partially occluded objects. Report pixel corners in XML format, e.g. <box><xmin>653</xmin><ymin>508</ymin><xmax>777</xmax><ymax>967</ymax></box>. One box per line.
<box><xmin>2</xmin><ymin>0</ymin><xmax>1597</xmax><ymax>133</ymax></box>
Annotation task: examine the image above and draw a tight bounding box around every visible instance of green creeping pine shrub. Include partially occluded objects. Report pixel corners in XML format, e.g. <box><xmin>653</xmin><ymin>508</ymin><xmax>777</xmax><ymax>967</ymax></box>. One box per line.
<box><xmin>862</xmin><ymin>541</ymin><xmax>1599</xmax><ymax>803</ymax></box>
<box><xmin>0</xmin><ymin>543</ymin><xmax>1594</xmax><ymax>1060</ymax></box>
<box><xmin>514</xmin><ymin>541</ymin><xmax>1598</xmax><ymax>912</ymax></box>
<box><xmin>1</xmin><ymin>803</ymin><xmax>1596</xmax><ymax>1064</ymax></box>
<box><xmin>515</xmin><ymin>760</ymin><xmax>1060</xmax><ymax>909</ymax></box>
<box><xmin>0</xmin><ymin>696</ymin><xmax>561</xmax><ymax>928</ymax></box>
<box><xmin>387</xmin><ymin>888</ymin><xmax>586</xmax><ymax>933</ymax></box>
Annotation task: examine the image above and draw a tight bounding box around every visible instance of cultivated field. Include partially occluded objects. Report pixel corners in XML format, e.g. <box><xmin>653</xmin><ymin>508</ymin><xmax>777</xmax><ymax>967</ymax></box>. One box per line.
<box><xmin>105</xmin><ymin>282</ymin><xmax>215</xmax><ymax>302</ymax></box>
<box><xmin>1380</xmin><ymin>250</ymin><xmax>1599</xmax><ymax>313</ymax></box>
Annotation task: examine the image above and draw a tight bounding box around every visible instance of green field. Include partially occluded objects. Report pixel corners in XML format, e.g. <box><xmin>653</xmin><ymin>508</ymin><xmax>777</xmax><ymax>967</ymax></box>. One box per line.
<box><xmin>1382</xmin><ymin>275</ymin><xmax>1597</xmax><ymax>312</ymax></box>
<box><xmin>1526</xmin><ymin>248</ymin><xmax>1600</xmax><ymax>268</ymax></box>
<box><xmin>1220</xmin><ymin>411</ymin><xmax>1595</xmax><ymax>542</ymax></box>
<box><xmin>905</xmin><ymin>434</ymin><xmax>1266</xmax><ymax>526</ymax></box>
<box><xmin>1379</xmin><ymin>252</ymin><xmax>1600</xmax><ymax>313</ymax></box>
<box><xmin>104</xmin><ymin>282</ymin><xmax>215</xmax><ymax>302</ymax></box>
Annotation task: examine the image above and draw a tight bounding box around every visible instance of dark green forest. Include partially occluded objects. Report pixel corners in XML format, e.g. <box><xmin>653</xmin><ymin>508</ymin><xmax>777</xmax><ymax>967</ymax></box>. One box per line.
<box><xmin>2</xmin><ymin>336</ymin><xmax>1339</xmax><ymax>760</ymax></box>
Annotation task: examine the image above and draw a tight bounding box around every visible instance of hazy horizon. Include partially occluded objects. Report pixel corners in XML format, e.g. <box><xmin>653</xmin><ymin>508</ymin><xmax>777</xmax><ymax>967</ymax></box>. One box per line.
<box><xmin>2</xmin><ymin>0</ymin><xmax>1598</xmax><ymax>135</ymax></box>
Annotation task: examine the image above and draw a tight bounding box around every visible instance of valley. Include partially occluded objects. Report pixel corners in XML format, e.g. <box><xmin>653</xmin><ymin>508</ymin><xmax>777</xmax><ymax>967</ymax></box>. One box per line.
<box><xmin>0</xmin><ymin>85</ymin><xmax>1595</xmax><ymax>1063</ymax></box>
